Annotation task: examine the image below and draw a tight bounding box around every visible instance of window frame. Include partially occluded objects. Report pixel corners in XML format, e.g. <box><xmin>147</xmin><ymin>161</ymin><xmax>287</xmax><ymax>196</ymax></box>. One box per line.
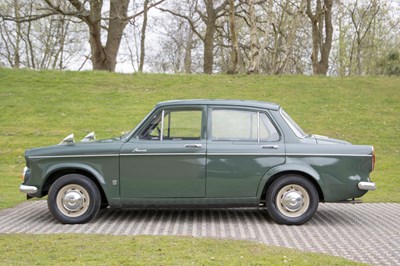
<box><xmin>136</xmin><ymin>106</ymin><xmax>206</xmax><ymax>141</ymax></box>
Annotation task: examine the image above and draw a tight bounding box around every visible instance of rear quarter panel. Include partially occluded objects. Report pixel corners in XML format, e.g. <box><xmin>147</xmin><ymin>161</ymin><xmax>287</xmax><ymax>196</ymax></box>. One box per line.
<box><xmin>285</xmin><ymin>144</ymin><xmax>373</xmax><ymax>201</ymax></box>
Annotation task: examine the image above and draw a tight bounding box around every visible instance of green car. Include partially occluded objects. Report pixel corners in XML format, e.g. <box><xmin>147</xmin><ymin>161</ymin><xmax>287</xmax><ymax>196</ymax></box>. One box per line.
<box><xmin>20</xmin><ymin>100</ymin><xmax>376</xmax><ymax>225</ymax></box>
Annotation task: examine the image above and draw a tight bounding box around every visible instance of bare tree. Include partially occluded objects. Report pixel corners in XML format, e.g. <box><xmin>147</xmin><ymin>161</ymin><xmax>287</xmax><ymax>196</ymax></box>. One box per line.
<box><xmin>159</xmin><ymin>0</ymin><xmax>229</xmax><ymax>74</ymax></box>
<box><xmin>1</xmin><ymin>0</ymin><xmax>165</xmax><ymax>71</ymax></box>
<box><xmin>247</xmin><ymin>0</ymin><xmax>263</xmax><ymax>74</ymax></box>
<box><xmin>0</xmin><ymin>0</ymin><xmax>84</xmax><ymax>70</ymax></box>
<box><xmin>306</xmin><ymin>0</ymin><xmax>333</xmax><ymax>75</ymax></box>
<box><xmin>138</xmin><ymin>0</ymin><xmax>149</xmax><ymax>72</ymax></box>
<box><xmin>348</xmin><ymin>0</ymin><xmax>380</xmax><ymax>75</ymax></box>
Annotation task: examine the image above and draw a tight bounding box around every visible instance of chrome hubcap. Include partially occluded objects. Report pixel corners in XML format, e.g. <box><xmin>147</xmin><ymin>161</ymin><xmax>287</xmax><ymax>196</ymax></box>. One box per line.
<box><xmin>281</xmin><ymin>191</ymin><xmax>303</xmax><ymax>212</ymax></box>
<box><xmin>56</xmin><ymin>184</ymin><xmax>90</xmax><ymax>218</ymax></box>
<box><xmin>276</xmin><ymin>184</ymin><xmax>310</xmax><ymax>218</ymax></box>
<box><xmin>62</xmin><ymin>190</ymin><xmax>84</xmax><ymax>212</ymax></box>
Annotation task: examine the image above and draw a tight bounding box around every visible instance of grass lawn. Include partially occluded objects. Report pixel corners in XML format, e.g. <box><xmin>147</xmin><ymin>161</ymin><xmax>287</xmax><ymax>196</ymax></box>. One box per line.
<box><xmin>0</xmin><ymin>68</ymin><xmax>397</xmax><ymax>265</ymax></box>
<box><xmin>0</xmin><ymin>234</ymin><xmax>366</xmax><ymax>265</ymax></box>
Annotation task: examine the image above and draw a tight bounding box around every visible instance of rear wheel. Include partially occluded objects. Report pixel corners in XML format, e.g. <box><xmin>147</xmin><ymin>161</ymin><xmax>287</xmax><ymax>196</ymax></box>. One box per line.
<box><xmin>48</xmin><ymin>174</ymin><xmax>101</xmax><ymax>224</ymax></box>
<box><xmin>266</xmin><ymin>175</ymin><xmax>319</xmax><ymax>225</ymax></box>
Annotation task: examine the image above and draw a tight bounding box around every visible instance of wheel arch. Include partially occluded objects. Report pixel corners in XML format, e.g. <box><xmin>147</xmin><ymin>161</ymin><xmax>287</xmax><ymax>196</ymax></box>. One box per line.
<box><xmin>42</xmin><ymin>164</ymin><xmax>109</xmax><ymax>207</ymax></box>
<box><xmin>258</xmin><ymin>165</ymin><xmax>325</xmax><ymax>203</ymax></box>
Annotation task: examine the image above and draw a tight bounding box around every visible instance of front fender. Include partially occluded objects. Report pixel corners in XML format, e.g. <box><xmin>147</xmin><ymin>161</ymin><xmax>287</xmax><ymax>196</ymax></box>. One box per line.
<box><xmin>44</xmin><ymin>162</ymin><xmax>106</xmax><ymax>184</ymax></box>
<box><xmin>256</xmin><ymin>163</ymin><xmax>324</xmax><ymax>200</ymax></box>
<box><xmin>43</xmin><ymin>162</ymin><xmax>109</xmax><ymax>200</ymax></box>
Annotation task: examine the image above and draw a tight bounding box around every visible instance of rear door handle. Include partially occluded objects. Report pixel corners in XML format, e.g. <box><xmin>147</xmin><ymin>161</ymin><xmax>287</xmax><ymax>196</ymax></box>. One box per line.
<box><xmin>261</xmin><ymin>145</ymin><xmax>279</xmax><ymax>149</ymax></box>
<box><xmin>185</xmin><ymin>144</ymin><xmax>202</xmax><ymax>148</ymax></box>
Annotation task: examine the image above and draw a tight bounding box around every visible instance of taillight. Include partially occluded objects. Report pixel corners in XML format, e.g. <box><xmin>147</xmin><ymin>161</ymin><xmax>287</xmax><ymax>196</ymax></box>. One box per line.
<box><xmin>371</xmin><ymin>147</ymin><xmax>376</xmax><ymax>171</ymax></box>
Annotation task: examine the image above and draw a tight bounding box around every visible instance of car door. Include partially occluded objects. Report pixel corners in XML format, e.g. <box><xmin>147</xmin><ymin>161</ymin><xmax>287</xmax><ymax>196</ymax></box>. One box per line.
<box><xmin>120</xmin><ymin>106</ymin><xmax>207</xmax><ymax>198</ymax></box>
<box><xmin>206</xmin><ymin>107</ymin><xmax>285</xmax><ymax>198</ymax></box>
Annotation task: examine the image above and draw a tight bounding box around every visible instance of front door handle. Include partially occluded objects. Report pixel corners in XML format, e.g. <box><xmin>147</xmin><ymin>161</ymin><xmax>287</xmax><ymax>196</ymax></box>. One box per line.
<box><xmin>184</xmin><ymin>144</ymin><xmax>202</xmax><ymax>148</ymax></box>
<box><xmin>261</xmin><ymin>145</ymin><xmax>279</xmax><ymax>149</ymax></box>
<box><xmin>132</xmin><ymin>148</ymin><xmax>147</xmax><ymax>153</ymax></box>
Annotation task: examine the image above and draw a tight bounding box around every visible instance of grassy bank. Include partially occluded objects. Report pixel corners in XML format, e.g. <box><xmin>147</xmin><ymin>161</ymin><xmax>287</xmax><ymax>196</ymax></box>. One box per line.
<box><xmin>0</xmin><ymin>68</ymin><xmax>399</xmax><ymax>208</ymax></box>
<box><xmin>0</xmin><ymin>234</ymin><xmax>365</xmax><ymax>265</ymax></box>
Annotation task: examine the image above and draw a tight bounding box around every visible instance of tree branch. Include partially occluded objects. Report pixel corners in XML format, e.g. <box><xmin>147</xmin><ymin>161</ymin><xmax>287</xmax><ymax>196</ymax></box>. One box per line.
<box><xmin>157</xmin><ymin>7</ymin><xmax>205</xmax><ymax>42</ymax></box>
<box><xmin>126</xmin><ymin>0</ymin><xmax>166</xmax><ymax>21</ymax></box>
<box><xmin>1</xmin><ymin>12</ymin><xmax>58</xmax><ymax>23</ymax></box>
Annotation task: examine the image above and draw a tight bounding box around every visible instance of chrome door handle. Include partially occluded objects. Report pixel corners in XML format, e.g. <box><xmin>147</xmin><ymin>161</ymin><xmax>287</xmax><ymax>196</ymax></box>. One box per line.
<box><xmin>132</xmin><ymin>148</ymin><xmax>147</xmax><ymax>153</ymax></box>
<box><xmin>184</xmin><ymin>144</ymin><xmax>202</xmax><ymax>148</ymax></box>
<box><xmin>261</xmin><ymin>145</ymin><xmax>279</xmax><ymax>149</ymax></box>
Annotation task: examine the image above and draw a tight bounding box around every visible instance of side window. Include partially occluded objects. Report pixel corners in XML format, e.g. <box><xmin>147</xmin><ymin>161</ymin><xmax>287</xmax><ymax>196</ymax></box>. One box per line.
<box><xmin>211</xmin><ymin>109</ymin><xmax>279</xmax><ymax>142</ymax></box>
<box><xmin>163</xmin><ymin>110</ymin><xmax>202</xmax><ymax>140</ymax></box>
<box><xmin>140</xmin><ymin>109</ymin><xmax>202</xmax><ymax>140</ymax></box>
<box><xmin>259</xmin><ymin>113</ymin><xmax>280</xmax><ymax>142</ymax></box>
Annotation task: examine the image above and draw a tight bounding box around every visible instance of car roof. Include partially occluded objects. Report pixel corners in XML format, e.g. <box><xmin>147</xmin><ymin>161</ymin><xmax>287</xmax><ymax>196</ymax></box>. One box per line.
<box><xmin>156</xmin><ymin>99</ymin><xmax>280</xmax><ymax>111</ymax></box>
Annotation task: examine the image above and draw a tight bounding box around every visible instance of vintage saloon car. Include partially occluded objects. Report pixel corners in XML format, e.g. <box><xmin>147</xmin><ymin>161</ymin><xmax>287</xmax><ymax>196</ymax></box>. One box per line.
<box><xmin>20</xmin><ymin>100</ymin><xmax>376</xmax><ymax>225</ymax></box>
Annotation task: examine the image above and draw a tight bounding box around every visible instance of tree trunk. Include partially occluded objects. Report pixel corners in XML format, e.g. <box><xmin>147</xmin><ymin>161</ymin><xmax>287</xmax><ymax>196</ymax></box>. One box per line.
<box><xmin>227</xmin><ymin>0</ymin><xmax>239</xmax><ymax>74</ymax></box>
<box><xmin>276</xmin><ymin>0</ymin><xmax>306</xmax><ymax>75</ymax></box>
<box><xmin>247</xmin><ymin>0</ymin><xmax>259</xmax><ymax>74</ymax></box>
<box><xmin>203</xmin><ymin>27</ymin><xmax>215</xmax><ymax>74</ymax></box>
<box><xmin>203</xmin><ymin>0</ymin><xmax>217</xmax><ymax>74</ymax></box>
<box><xmin>84</xmin><ymin>0</ymin><xmax>129</xmax><ymax>71</ymax></box>
<box><xmin>104</xmin><ymin>0</ymin><xmax>129</xmax><ymax>71</ymax></box>
<box><xmin>338</xmin><ymin>14</ymin><xmax>346</xmax><ymax>76</ymax></box>
<box><xmin>248</xmin><ymin>0</ymin><xmax>273</xmax><ymax>74</ymax></box>
<box><xmin>306</xmin><ymin>0</ymin><xmax>333</xmax><ymax>75</ymax></box>
<box><xmin>184</xmin><ymin>27</ymin><xmax>193</xmax><ymax>74</ymax></box>
<box><xmin>139</xmin><ymin>0</ymin><xmax>149</xmax><ymax>72</ymax></box>
<box><xmin>202</xmin><ymin>0</ymin><xmax>228</xmax><ymax>74</ymax></box>
<box><xmin>13</xmin><ymin>0</ymin><xmax>21</xmax><ymax>69</ymax></box>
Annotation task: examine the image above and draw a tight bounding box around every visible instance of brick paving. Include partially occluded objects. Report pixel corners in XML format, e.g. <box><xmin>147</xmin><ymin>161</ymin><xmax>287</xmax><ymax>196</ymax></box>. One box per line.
<box><xmin>0</xmin><ymin>201</ymin><xmax>399</xmax><ymax>265</ymax></box>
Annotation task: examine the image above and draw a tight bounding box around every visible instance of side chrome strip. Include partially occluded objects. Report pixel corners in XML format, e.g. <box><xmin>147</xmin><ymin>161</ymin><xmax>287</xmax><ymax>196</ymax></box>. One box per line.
<box><xmin>208</xmin><ymin>153</ymin><xmax>285</xmax><ymax>156</ymax></box>
<box><xmin>29</xmin><ymin>152</ymin><xmax>372</xmax><ymax>159</ymax></box>
<box><xmin>286</xmin><ymin>153</ymin><xmax>372</xmax><ymax>157</ymax></box>
<box><xmin>121</xmin><ymin>153</ymin><xmax>206</xmax><ymax>156</ymax></box>
<box><xmin>29</xmin><ymin>154</ymin><xmax>119</xmax><ymax>159</ymax></box>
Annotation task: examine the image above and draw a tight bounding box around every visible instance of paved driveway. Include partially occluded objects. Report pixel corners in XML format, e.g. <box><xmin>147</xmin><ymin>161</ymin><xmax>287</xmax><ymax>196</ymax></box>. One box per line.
<box><xmin>0</xmin><ymin>201</ymin><xmax>399</xmax><ymax>265</ymax></box>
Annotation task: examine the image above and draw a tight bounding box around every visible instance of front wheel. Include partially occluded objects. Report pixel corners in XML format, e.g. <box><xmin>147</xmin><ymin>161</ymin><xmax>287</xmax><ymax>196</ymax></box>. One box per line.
<box><xmin>266</xmin><ymin>175</ymin><xmax>319</xmax><ymax>225</ymax></box>
<box><xmin>48</xmin><ymin>174</ymin><xmax>101</xmax><ymax>224</ymax></box>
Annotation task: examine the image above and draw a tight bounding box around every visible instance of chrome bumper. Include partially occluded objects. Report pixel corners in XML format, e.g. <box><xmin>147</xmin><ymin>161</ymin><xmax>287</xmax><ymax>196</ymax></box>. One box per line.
<box><xmin>19</xmin><ymin>184</ymin><xmax>38</xmax><ymax>194</ymax></box>
<box><xmin>358</xmin><ymin>181</ymin><xmax>376</xmax><ymax>191</ymax></box>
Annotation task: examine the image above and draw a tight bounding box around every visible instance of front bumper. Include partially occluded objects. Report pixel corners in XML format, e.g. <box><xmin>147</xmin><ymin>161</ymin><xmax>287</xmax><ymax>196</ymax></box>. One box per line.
<box><xmin>19</xmin><ymin>184</ymin><xmax>38</xmax><ymax>194</ymax></box>
<box><xmin>358</xmin><ymin>181</ymin><xmax>376</xmax><ymax>191</ymax></box>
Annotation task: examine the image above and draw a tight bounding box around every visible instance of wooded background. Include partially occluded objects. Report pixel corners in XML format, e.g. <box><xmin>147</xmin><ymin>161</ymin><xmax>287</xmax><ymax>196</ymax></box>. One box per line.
<box><xmin>1</xmin><ymin>0</ymin><xmax>399</xmax><ymax>76</ymax></box>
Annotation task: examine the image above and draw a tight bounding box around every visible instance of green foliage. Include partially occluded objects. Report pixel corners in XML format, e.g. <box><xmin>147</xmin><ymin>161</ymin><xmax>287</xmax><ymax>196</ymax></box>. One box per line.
<box><xmin>0</xmin><ymin>68</ymin><xmax>399</xmax><ymax>209</ymax></box>
<box><xmin>377</xmin><ymin>50</ymin><xmax>400</xmax><ymax>76</ymax></box>
<box><xmin>0</xmin><ymin>234</ymin><xmax>365</xmax><ymax>265</ymax></box>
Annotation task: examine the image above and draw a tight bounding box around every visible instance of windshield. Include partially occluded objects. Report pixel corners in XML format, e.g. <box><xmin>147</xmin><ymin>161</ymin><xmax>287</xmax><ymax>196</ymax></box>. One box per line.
<box><xmin>280</xmin><ymin>108</ymin><xmax>308</xmax><ymax>138</ymax></box>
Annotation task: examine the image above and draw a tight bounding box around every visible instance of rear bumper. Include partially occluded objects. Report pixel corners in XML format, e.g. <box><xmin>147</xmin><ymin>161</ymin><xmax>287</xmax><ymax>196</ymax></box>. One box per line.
<box><xmin>358</xmin><ymin>181</ymin><xmax>376</xmax><ymax>191</ymax></box>
<box><xmin>19</xmin><ymin>184</ymin><xmax>38</xmax><ymax>194</ymax></box>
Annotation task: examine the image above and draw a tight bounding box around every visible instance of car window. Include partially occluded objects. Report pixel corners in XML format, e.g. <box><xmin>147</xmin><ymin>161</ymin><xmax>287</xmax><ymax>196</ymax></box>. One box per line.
<box><xmin>163</xmin><ymin>110</ymin><xmax>202</xmax><ymax>140</ymax></box>
<box><xmin>140</xmin><ymin>109</ymin><xmax>202</xmax><ymax>140</ymax></box>
<box><xmin>211</xmin><ymin>109</ymin><xmax>279</xmax><ymax>142</ymax></box>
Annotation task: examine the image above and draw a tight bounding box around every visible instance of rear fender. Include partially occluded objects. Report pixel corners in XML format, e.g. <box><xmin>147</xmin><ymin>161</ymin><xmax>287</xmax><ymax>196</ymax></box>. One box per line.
<box><xmin>256</xmin><ymin>163</ymin><xmax>324</xmax><ymax>200</ymax></box>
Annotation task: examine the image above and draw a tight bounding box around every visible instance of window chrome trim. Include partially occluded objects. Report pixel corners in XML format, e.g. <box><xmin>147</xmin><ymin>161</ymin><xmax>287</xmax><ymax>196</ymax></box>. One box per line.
<box><xmin>160</xmin><ymin>110</ymin><xmax>165</xmax><ymax>141</ymax></box>
<box><xmin>257</xmin><ymin>111</ymin><xmax>260</xmax><ymax>142</ymax></box>
<box><xmin>280</xmin><ymin>108</ymin><xmax>307</xmax><ymax>139</ymax></box>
